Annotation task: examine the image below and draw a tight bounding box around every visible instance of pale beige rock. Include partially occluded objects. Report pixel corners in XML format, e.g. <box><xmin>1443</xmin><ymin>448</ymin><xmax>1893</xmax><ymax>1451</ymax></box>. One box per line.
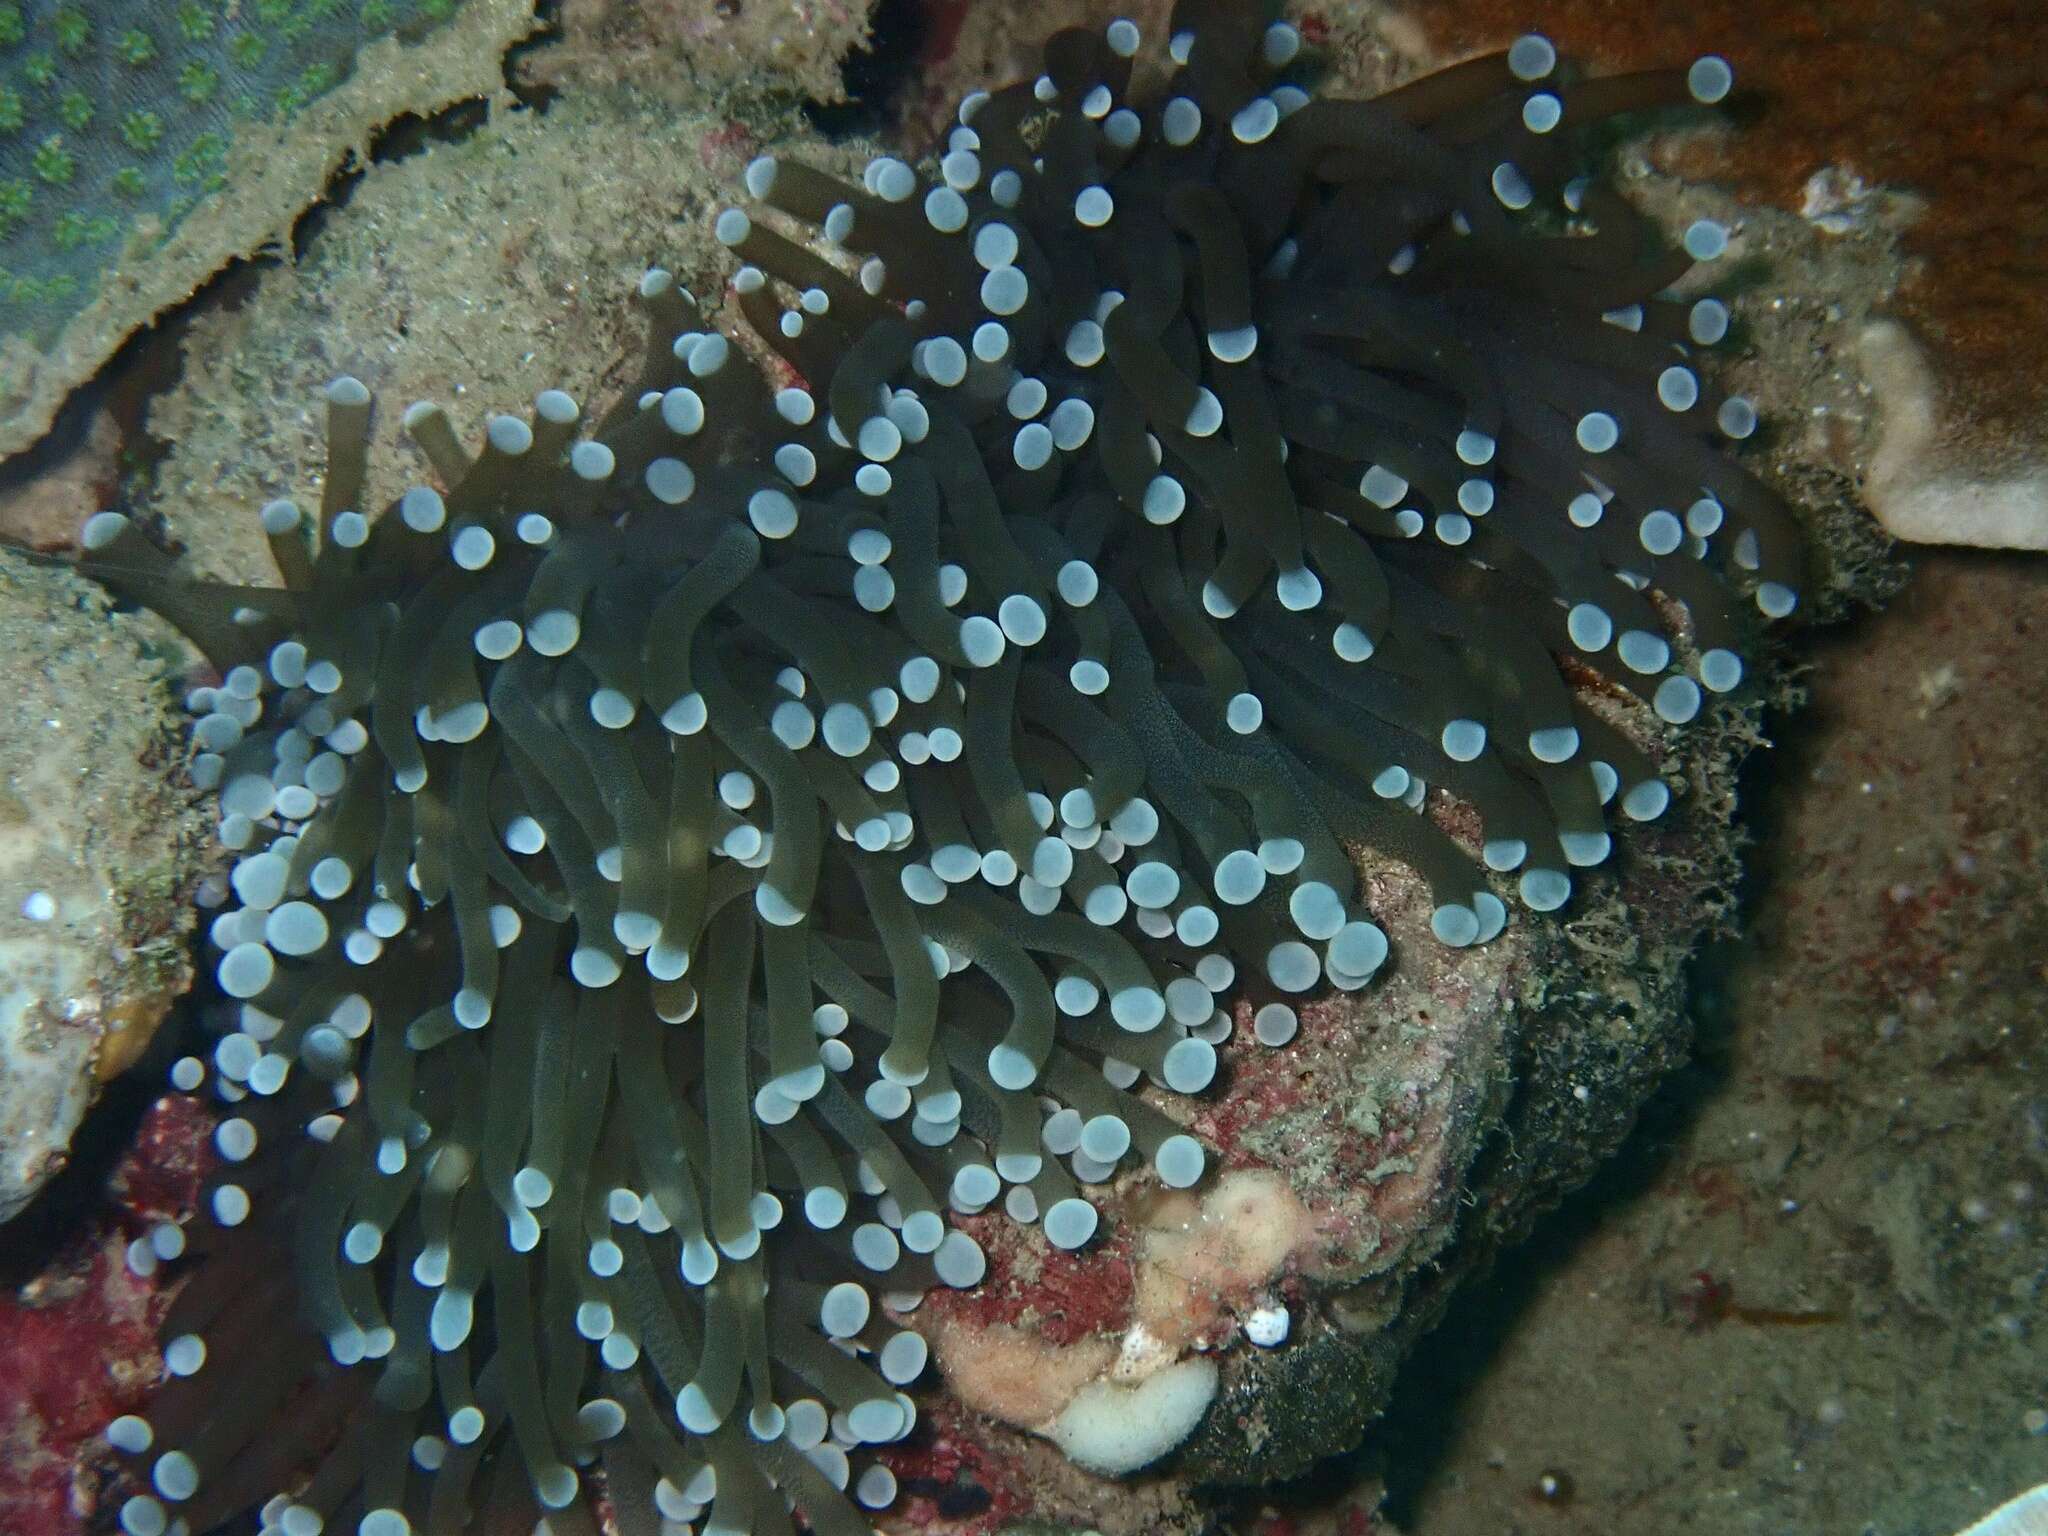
<box><xmin>929</xmin><ymin>1319</ymin><xmax>1115</xmax><ymax>1429</ymax></box>
<box><xmin>0</xmin><ymin>556</ymin><xmax>198</xmax><ymax>1223</ymax></box>
<box><xmin>1860</xmin><ymin>319</ymin><xmax>2048</xmax><ymax>551</ymax></box>
<box><xmin>1130</xmin><ymin>1171</ymin><xmax>1314</xmax><ymax>1360</ymax></box>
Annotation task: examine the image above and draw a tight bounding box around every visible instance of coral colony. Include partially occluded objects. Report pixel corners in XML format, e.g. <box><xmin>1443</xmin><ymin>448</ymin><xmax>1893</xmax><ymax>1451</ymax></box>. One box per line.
<box><xmin>0</xmin><ymin>0</ymin><xmax>469</xmax><ymax>342</ymax></box>
<box><xmin>80</xmin><ymin>3</ymin><xmax>1799</xmax><ymax>1532</ymax></box>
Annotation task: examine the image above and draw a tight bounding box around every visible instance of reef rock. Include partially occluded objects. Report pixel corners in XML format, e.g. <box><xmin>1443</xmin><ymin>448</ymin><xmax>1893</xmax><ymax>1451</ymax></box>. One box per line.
<box><xmin>0</xmin><ymin>555</ymin><xmax>198</xmax><ymax>1223</ymax></box>
<box><xmin>1857</xmin><ymin>320</ymin><xmax>2048</xmax><ymax>552</ymax></box>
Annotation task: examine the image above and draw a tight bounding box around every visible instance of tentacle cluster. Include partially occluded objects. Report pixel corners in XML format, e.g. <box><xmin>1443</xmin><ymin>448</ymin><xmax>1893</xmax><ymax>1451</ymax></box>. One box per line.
<box><xmin>83</xmin><ymin>6</ymin><xmax>1797</xmax><ymax>1535</ymax></box>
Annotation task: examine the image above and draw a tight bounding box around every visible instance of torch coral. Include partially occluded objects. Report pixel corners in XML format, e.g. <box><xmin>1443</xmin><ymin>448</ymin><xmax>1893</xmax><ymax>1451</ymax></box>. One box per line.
<box><xmin>80</xmin><ymin>2</ymin><xmax>1800</xmax><ymax>1532</ymax></box>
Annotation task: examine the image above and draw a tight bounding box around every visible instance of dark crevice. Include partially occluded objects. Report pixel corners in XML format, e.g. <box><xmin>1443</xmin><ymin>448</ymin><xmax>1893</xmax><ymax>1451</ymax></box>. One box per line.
<box><xmin>504</xmin><ymin>0</ymin><xmax>565</xmax><ymax>113</ymax></box>
<box><xmin>1367</xmin><ymin>623</ymin><xmax>1842</xmax><ymax>1528</ymax></box>
<box><xmin>0</xmin><ymin>995</ymin><xmax>196</xmax><ymax>1289</ymax></box>
<box><xmin>365</xmin><ymin>96</ymin><xmax>496</xmax><ymax>167</ymax></box>
<box><xmin>290</xmin><ymin>91</ymin><xmax>497</xmax><ymax>258</ymax></box>
<box><xmin>803</xmin><ymin>0</ymin><xmax>931</xmax><ymax>140</ymax></box>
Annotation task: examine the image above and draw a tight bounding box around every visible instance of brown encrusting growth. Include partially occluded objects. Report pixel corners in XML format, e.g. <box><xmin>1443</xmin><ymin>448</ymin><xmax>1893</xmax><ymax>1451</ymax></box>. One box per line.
<box><xmin>1402</xmin><ymin>0</ymin><xmax>2048</xmax><ymax>438</ymax></box>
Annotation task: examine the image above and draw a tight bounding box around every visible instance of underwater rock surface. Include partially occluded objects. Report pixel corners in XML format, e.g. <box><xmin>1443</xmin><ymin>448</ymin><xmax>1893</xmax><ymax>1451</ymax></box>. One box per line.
<box><xmin>0</xmin><ymin>556</ymin><xmax>199</xmax><ymax>1223</ymax></box>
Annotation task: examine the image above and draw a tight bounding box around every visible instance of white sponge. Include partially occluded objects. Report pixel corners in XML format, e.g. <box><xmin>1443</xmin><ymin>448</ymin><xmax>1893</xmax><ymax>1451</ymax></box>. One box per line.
<box><xmin>1048</xmin><ymin>1358</ymin><xmax>1219</xmax><ymax>1476</ymax></box>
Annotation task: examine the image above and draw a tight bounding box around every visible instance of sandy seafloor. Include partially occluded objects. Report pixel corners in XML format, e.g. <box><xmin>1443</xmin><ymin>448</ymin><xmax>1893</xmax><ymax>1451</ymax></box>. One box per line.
<box><xmin>1</xmin><ymin>1</ymin><xmax>2043</xmax><ymax>1534</ymax></box>
<box><xmin>1348</xmin><ymin>548</ymin><xmax>2048</xmax><ymax>1535</ymax></box>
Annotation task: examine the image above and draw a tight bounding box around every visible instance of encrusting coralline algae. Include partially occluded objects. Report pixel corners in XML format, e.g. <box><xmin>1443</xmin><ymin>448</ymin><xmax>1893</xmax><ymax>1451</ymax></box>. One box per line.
<box><xmin>77</xmin><ymin>4</ymin><xmax>1802</xmax><ymax>1532</ymax></box>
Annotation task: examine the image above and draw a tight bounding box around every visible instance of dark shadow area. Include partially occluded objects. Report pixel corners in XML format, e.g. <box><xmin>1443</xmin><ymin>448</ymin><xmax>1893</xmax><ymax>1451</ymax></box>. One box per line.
<box><xmin>1369</xmin><ymin>1042</ymin><xmax>1727</xmax><ymax>1526</ymax></box>
<box><xmin>803</xmin><ymin>0</ymin><xmax>931</xmax><ymax>139</ymax></box>
<box><xmin>1321</xmin><ymin>595</ymin><xmax>1895</xmax><ymax>1530</ymax></box>
<box><xmin>503</xmin><ymin>0</ymin><xmax>566</xmax><ymax>113</ymax></box>
<box><xmin>0</xmin><ymin>994</ymin><xmax>196</xmax><ymax>1290</ymax></box>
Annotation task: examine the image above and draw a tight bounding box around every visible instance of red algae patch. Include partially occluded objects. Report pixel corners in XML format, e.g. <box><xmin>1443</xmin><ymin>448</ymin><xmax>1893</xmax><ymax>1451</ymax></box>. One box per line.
<box><xmin>0</xmin><ymin>1093</ymin><xmax>212</xmax><ymax>1536</ymax></box>
<box><xmin>0</xmin><ymin>1235</ymin><xmax>161</xmax><ymax>1536</ymax></box>
<box><xmin>876</xmin><ymin>1398</ymin><xmax>1034</xmax><ymax>1532</ymax></box>
<box><xmin>923</xmin><ymin>1215</ymin><xmax>1138</xmax><ymax>1352</ymax></box>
